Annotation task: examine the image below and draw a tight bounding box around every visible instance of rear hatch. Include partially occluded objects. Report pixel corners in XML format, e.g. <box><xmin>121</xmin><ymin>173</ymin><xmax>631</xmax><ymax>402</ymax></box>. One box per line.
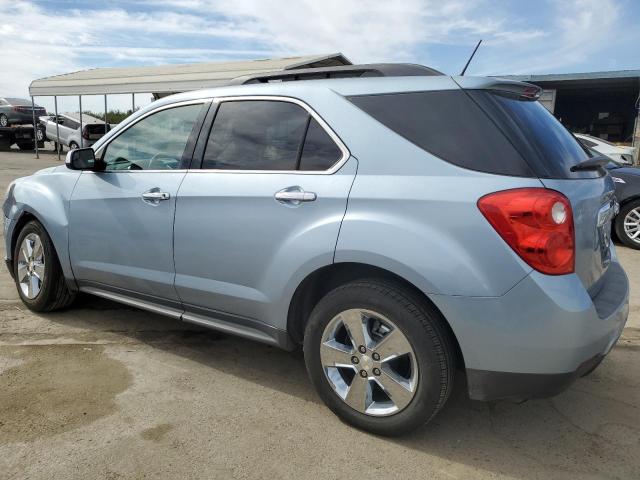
<box><xmin>84</xmin><ymin>123</ymin><xmax>110</xmax><ymax>140</ymax></box>
<box><xmin>347</xmin><ymin>78</ymin><xmax>616</xmax><ymax>293</ymax></box>
<box><xmin>462</xmin><ymin>81</ymin><xmax>616</xmax><ymax>293</ymax></box>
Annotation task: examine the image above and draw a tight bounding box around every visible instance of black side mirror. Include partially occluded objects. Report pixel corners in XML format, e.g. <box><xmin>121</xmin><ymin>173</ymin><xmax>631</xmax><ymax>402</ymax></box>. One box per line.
<box><xmin>66</xmin><ymin>147</ymin><xmax>96</xmax><ymax>170</ymax></box>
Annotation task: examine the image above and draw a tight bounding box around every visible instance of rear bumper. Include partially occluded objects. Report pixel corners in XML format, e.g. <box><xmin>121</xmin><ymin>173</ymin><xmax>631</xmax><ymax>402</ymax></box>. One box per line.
<box><xmin>430</xmin><ymin>259</ymin><xmax>629</xmax><ymax>401</ymax></box>
<box><xmin>466</xmin><ymin>354</ymin><xmax>605</xmax><ymax>402</ymax></box>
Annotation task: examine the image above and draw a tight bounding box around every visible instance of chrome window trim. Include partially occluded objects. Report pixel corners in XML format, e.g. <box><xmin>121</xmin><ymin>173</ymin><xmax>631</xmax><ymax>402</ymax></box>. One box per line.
<box><xmin>194</xmin><ymin>95</ymin><xmax>350</xmax><ymax>175</ymax></box>
<box><xmin>90</xmin><ymin>95</ymin><xmax>350</xmax><ymax>175</ymax></box>
<box><xmin>92</xmin><ymin>99</ymin><xmax>211</xmax><ymax>172</ymax></box>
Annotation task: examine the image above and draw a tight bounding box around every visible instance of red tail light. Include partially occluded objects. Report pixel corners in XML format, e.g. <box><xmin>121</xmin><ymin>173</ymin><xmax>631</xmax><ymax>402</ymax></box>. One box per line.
<box><xmin>477</xmin><ymin>188</ymin><xmax>574</xmax><ymax>275</ymax></box>
<box><xmin>82</xmin><ymin>126</ymin><xmax>89</xmax><ymax>140</ymax></box>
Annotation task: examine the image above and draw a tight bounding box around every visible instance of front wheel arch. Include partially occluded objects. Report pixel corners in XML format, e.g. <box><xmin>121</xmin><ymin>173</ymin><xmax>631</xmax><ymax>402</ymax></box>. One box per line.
<box><xmin>9</xmin><ymin>212</ymin><xmax>38</xmax><ymax>274</ymax></box>
<box><xmin>9</xmin><ymin>211</ymin><xmax>75</xmax><ymax>292</ymax></box>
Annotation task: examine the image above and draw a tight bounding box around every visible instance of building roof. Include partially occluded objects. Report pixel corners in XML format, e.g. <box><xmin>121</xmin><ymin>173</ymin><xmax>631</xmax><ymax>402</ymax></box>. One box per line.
<box><xmin>497</xmin><ymin>70</ymin><xmax>640</xmax><ymax>87</ymax></box>
<box><xmin>29</xmin><ymin>53</ymin><xmax>351</xmax><ymax>97</ymax></box>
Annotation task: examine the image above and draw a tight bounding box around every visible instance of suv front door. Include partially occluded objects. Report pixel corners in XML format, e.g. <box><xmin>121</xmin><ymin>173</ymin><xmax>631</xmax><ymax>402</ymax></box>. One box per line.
<box><xmin>69</xmin><ymin>101</ymin><xmax>208</xmax><ymax>305</ymax></box>
<box><xmin>173</xmin><ymin>98</ymin><xmax>356</xmax><ymax>334</ymax></box>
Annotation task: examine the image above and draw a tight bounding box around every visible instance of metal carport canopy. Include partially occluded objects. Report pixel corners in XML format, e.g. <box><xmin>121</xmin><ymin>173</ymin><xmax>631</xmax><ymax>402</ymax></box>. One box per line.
<box><xmin>28</xmin><ymin>53</ymin><xmax>351</xmax><ymax>96</ymax></box>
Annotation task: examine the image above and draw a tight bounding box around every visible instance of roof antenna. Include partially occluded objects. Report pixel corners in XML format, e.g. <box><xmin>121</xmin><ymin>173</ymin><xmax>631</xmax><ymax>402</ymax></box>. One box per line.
<box><xmin>460</xmin><ymin>39</ymin><xmax>482</xmax><ymax>76</ymax></box>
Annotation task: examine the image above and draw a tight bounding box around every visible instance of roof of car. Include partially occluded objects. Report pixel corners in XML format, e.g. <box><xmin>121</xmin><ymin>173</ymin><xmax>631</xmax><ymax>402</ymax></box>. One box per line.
<box><xmin>61</xmin><ymin>112</ymin><xmax>105</xmax><ymax>124</ymax></box>
<box><xmin>142</xmin><ymin>73</ymin><xmax>533</xmax><ymax>108</ymax></box>
<box><xmin>2</xmin><ymin>98</ymin><xmax>33</xmax><ymax>105</ymax></box>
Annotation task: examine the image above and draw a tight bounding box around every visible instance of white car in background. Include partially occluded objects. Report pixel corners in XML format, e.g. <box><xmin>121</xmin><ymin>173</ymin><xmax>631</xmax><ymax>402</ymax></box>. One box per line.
<box><xmin>39</xmin><ymin>113</ymin><xmax>110</xmax><ymax>151</ymax></box>
<box><xmin>574</xmin><ymin>133</ymin><xmax>636</xmax><ymax>165</ymax></box>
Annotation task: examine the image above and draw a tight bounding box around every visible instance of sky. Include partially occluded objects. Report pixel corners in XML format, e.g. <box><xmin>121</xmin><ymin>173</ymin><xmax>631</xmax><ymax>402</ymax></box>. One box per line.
<box><xmin>0</xmin><ymin>0</ymin><xmax>638</xmax><ymax>112</ymax></box>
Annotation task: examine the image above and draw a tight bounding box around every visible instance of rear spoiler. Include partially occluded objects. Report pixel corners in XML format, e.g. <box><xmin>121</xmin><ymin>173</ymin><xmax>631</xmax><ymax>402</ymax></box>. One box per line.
<box><xmin>453</xmin><ymin>77</ymin><xmax>542</xmax><ymax>100</ymax></box>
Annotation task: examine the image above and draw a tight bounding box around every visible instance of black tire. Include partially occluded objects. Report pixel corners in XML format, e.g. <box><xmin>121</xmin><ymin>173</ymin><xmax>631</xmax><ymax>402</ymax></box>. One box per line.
<box><xmin>614</xmin><ymin>200</ymin><xmax>640</xmax><ymax>250</ymax></box>
<box><xmin>69</xmin><ymin>141</ymin><xmax>79</xmax><ymax>150</ymax></box>
<box><xmin>36</xmin><ymin>127</ymin><xmax>46</xmax><ymax>142</ymax></box>
<box><xmin>13</xmin><ymin>220</ymin><xmax>75</xmax><ymax>312</ymax></box>
<box><xmin>303</xmin><ymin>279</ymin><xmax>455</xmax><ymax>436</ymax></box>
<box><xmin>17</xmin><ymin>142</ymin><xmax>34</xmax><ymax>150</ymax></box>
<box><xmin>0</xmin><ymin>113</ymin><xmax>8</xmax><ymax>127</ymax></box>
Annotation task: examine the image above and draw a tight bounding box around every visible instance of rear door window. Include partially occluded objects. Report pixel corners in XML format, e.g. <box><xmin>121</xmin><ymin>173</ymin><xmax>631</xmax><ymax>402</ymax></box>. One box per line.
<box><xmin>202</xmin><ymin>100</ymin><xmax>344</xmax><ymax>171</ymax></box>
<box><xmin>62</xmin><ymin>117</ymin><xmax>80</xmax><ymax>130</ymax></box>
<box><xmin>203</xmin><ymin>101</ymin><xmax>308</xmax><ymax>170</ymax></box>
<box><xmin>299</xmin><ymin>119</ymin><xmax>343</xmax><ymax>171</ymax></box>
<box><xmin>348</xmin><ymin>90</ymin><xmax>534</xmax><ymax>177</ymax></box>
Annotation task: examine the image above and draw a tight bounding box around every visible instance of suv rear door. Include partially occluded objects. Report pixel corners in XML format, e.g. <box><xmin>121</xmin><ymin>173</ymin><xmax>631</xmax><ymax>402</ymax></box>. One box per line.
<box><xmin>173</xmin><ymin>97</ymin><xmax>356</xmax><ymax>330</ymax></box>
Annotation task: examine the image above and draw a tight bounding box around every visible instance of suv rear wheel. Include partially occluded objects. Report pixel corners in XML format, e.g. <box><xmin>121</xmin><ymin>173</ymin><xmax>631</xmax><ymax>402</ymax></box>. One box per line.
<box><xmin>13</xmin><ymin>220</ymin><xmax>75</xmax><ymax>311</ymax></box>
<box><xmin>615</xmin><ymin>200</ymin><xmax>640</xmax><ymax>250</ymax></box>
<box><xmin>303</xmin><ymin>279</ymin><xmax>455</xmax><ymax>436</ymax></box>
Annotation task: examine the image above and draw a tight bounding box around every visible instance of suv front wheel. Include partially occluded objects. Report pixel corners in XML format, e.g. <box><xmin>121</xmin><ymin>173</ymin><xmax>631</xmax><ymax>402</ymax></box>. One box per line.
<box><xmin>303</xmin><ymin>279</ymin><xmax>455</xmax><ymax>436</ymax></box>
<box><xmin>13</xmin><ymin>220</ymin><xmax>75</xmax><ymax>311</ymax></box>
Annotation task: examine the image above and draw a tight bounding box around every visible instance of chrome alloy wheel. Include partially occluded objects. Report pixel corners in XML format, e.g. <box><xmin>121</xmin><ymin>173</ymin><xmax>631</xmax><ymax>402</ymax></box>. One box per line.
<box><xmin>320</xmin><ymin>309</ymin><xmax>418</xmax><ymax>416</ymax></box>
<box><xmin>17</xmin><ymin>233</ymin><xmax>45</xmax><ymax>299</ymax></box>
<box><xmin>624</xmin><ymin>207</ymin><xmax>640</xmax><ymax>244</ymax></box>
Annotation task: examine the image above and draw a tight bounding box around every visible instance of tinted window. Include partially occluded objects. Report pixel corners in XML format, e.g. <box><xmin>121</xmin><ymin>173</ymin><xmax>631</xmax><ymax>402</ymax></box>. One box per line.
<box><xmin>348</xmin><ymin>90</ymin><xmax>534</xmax><ymax>177</ymax></box>
<box><xmin>468</xmin><ymin>91</ymin><xmax>594</xmax><ymax>179</ymax></box>
<box><xmin>203</xmin><ymin>101</ymin><xmax>308</xmax><ymax>170</ymax></box>
<box><xmin>299</xmin><ymin>119</ymin><xmax>342</xmax><ymax>170</ymax></box>
<box><xmin>64</xmin><ymin>118</ymin><xmax>80</xmax><ymax>130</ymax></box>
<box><xmin>102</xmin><ymin>104</ymin><xmax>202</xmax><ymax>171</ymax></box>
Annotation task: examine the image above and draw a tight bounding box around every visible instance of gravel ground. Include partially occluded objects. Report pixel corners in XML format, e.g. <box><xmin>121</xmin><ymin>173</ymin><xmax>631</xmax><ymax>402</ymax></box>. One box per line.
<box><xmin>0</xmin><ymin>146</ymin><xmax>638</xmax><ymax>480</ymax></box>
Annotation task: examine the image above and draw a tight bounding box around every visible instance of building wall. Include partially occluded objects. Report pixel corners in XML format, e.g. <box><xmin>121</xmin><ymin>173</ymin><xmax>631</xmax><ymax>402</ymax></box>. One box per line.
<box><xmin>539</xmin><ymin>89</ymin><xmax>556</xmax><ymax>113</ymax></box>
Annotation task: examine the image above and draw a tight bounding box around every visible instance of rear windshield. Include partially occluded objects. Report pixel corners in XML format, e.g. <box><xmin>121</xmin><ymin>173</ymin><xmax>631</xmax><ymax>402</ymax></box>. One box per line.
<box><xmin>467</xmin><ymin>90</ymin><xmax>596</xmax><ymax>179</ymax></box>
<box><xmin>348</xmin><ymin>90</ymin><xmax>597</xmax><ymax>179</ymax></box>
<box><xmin>86</xmin><ymin>124</ymin><xmax>109</xmax><ymax>134</ymax></box>
<box><xmin>348</xmin><ymin>90</ymin><xmax>534</xmax><ymax>177</ymax></box>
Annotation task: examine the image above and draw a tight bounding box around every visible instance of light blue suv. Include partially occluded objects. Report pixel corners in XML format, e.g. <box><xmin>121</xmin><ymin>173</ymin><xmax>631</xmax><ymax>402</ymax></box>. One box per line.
<box><xmin>3</xmin><ymin>64</ymin><xmax>629</xmax><ymax>435</ymax></box>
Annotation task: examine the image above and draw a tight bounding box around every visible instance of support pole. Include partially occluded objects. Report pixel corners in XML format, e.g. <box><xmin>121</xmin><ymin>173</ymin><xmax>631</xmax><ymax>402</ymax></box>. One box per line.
<box><xmin>54</xmin><ymin>96</ymin><xmax>60</xmax><ymax>161</ymax></box>
<box><xmin>131</xmin><ymin>93</ymin><xmax>135</xmax><ymax>114</ymax></box>
<box><xmin>104</xmin><ymin>94</ymin><xmax>108</xmax><ymax>134</ymax></box>
<box><xmin>31</xmin><ymin>96</ymin><xmax>39</xmax><ymax>159</ymax></box>
<box><xmin>79</xmin><ymin>95</ymin><xmax>83</xmax><ymax>149</ymax></box>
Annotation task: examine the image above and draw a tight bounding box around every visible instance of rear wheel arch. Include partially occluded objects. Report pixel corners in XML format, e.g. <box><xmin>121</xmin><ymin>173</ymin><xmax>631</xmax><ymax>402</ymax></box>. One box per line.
<box><xmin>286</xmin><ymin>262</ymin><xmax>464</xmax><ymax>368</ymax></box>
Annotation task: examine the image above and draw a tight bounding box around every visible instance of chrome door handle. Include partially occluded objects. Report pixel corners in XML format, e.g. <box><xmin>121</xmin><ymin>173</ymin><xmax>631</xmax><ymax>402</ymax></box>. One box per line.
<box><xmin>142</xmin><ymin>188</ymin><xmax>170</xmax><ymax>204</ymax></box>
<box><xmin>275</xmin><ymin>187</ymin><xmax>317</xmax><ymax>205</ymax></box>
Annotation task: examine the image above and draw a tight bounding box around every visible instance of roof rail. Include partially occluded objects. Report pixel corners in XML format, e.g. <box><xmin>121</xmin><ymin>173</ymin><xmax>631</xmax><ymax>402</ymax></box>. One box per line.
<box><xmin>229</xmin><ymin>63</ymin><xmax>444</xmax><ymax>85</ymax></box>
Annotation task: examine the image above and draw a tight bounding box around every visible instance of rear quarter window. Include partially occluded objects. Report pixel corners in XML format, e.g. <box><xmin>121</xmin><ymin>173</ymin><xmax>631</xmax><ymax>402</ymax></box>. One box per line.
<box><xmin>348</xmin><ymin>90</ymin><xmax>535</xmax><ymax>177</ymax></box>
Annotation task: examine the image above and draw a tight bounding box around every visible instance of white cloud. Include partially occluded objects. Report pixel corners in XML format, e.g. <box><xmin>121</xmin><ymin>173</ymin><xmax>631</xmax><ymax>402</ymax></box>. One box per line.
<box><xmin>0</xmin><ymin>0</ymin><xmax>629</xmax><ymax>107</ymax></box>
<box><xmin>474</xmin><ymin>0</ymin><xmax>622</xmax><ymax>74</ymax></box>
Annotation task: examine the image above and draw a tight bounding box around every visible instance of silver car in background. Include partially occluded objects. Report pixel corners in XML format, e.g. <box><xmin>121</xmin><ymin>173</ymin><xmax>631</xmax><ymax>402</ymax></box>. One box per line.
<box><xmin>39</xmin><ymin>112</ymin><xmax>110</xmax><ymax>150</ymax></box>
<box><xmin>3</xmin><ymin>64</ymin><xmax>629</xmax><ymax>435</ymax></box>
